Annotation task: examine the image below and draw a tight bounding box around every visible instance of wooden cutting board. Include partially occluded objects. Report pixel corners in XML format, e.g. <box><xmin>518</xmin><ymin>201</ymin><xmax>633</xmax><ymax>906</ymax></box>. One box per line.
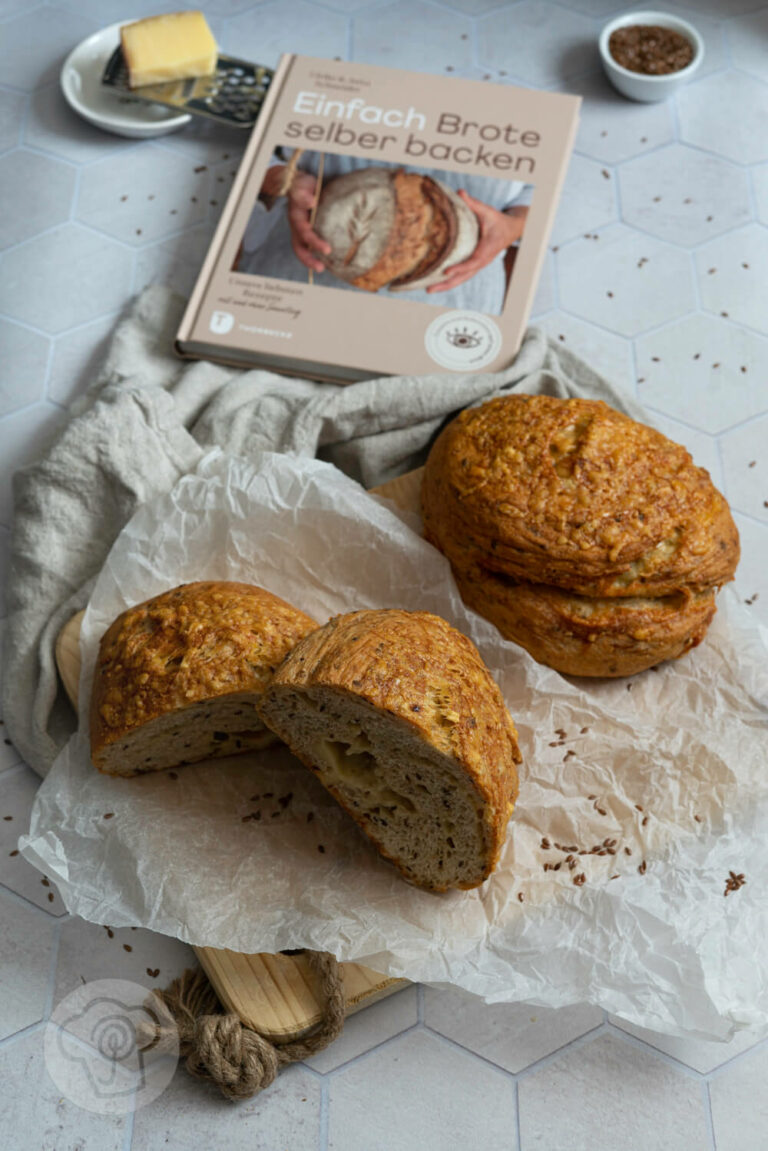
<box><xmin>54</xmin><ymin>467</ymin><xmax>424</xmax><ymax>1042</ymax></box>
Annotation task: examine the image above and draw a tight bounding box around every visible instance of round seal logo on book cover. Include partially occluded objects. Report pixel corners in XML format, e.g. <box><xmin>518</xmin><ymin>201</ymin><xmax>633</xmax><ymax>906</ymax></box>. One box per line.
<box><xmin>424</xmin><ymin>311</ymin><xmax>503</xmax><ymax>371</ymax></box>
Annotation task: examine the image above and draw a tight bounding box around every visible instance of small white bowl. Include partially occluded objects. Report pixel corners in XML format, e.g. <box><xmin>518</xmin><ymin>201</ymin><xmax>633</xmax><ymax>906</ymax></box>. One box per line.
<box><xmin>61</xmin><ymin>21</ymin><xmax>191</xmax><ymax>139</ymax></box>
<box><xmin>599</xmin><ymin>11</ymin><xmax>703</xmax><ymax>102</ymax></box>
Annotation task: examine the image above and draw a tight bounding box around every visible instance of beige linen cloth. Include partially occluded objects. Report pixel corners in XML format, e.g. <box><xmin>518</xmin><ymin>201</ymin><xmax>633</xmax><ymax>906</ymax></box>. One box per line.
<box><xmin>3</xmin><ymin>285</ymin><xmax>644</xmax><ymax>779</ymax></box>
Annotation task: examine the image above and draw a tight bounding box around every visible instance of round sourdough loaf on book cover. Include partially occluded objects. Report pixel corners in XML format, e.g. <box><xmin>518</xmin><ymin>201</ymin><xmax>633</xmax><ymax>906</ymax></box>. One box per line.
<box><xmin>90</xmin><ymin>581</ymin><xmax>318</xmax><ymax>777</ymax></box>
<box><xmin>257</xmin><ymin>608</ymin><xmax>522</xmax><ymax>892</ymax></box>
<box><xmin>313</xmin><ymin>167</ymin><xmax>479</xmax><ymax>293</ymax></box>
<box><xmin>421</xmin><ymin>395</ymin><xmax>740</xmax><ymax>677</ymax></box>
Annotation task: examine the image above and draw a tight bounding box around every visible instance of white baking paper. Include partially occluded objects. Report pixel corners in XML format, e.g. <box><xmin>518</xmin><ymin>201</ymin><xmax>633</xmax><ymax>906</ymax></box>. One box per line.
<box><xmin>21</xmin><ymin>449</ymin><xmax>768</xmax><ymax>1040</ymax></box>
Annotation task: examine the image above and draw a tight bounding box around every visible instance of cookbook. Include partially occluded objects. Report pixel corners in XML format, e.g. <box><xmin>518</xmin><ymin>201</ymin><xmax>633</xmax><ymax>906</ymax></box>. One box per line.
<box><xmin>176</xmin><ymin>54</ymin><xmax>580</xmax><ymax>382</ymax></box>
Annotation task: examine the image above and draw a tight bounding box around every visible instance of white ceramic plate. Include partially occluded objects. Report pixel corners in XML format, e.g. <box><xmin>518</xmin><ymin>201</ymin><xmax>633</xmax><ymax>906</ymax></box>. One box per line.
<box><xmin>60</xmin><ymin>21</ymin><xmax>192</xmax><ymax>139</ymax></box>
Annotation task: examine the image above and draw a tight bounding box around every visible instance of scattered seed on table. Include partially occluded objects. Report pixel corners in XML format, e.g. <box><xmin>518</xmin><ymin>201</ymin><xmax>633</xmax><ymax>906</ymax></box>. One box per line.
<box><xmin>638</xmin><ymin>860</ymin><xmax>647</xmax><ymax>875</ymax></box>
<box><xmin>724</xmin><ymin>871</ymin><xmax>746</xmax><ymax>896</ymax></box>
<box><xmin>123</xmin><ymin>944</ymin><xmax>132</xmax><ymax>952</ymax></box>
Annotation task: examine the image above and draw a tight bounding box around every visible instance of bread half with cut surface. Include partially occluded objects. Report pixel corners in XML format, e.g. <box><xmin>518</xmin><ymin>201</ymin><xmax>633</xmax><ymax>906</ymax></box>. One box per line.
<box><xmin>257</xmin><ymin>608</ymin><xmax>522</xmax><ymax>892</ymax></box>
<box><xmin>90</xmin><ymin>581</ymin><xmax>318</xmax><ymax>777</ymax></box>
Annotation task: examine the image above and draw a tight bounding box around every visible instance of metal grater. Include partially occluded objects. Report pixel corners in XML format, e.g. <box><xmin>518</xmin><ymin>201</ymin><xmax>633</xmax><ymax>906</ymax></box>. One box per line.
<box><xmin>102</xmin><ymin>46</ymin><xmax>273</xmax><ymax>128</ymax></box>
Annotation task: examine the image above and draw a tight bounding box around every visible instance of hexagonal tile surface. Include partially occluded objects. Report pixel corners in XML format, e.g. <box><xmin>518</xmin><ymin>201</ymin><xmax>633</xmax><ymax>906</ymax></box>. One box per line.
<box><xmin>478</xmin><ymin>2</ymin><xmax>597</xmax><ymax>87</ymax></box>
<box><xmin>518</xmin><ymin>1032</ymin><xmax>710</xmax><ymax>1150</ymax></box>
<box><xmin>695</xmin><ymin>226</ymin><xmax>768</xmax><ymax>336</ymax></box>
<box><xmin>557</xmin><ymin>225</ymin><xmax>695</xmax><ymax>336</ymax></box>
<box><xmin>425</xmin><ymin>985</ymin><xmax>603</xmax><ymax>1073</ymax></box>
<box><xmin>132</xmin><ymin>1061</ymin><xmax>321</xmax><ymax>1151</ymax></box>
<box><xmin>134</xmin><ymin>224</ymin><xmax>218</xmax><ymax>298</ymax></box>
<box><xmin>0</xmin><ymin>150</ymin><xmax>76</xmax><ymax>250</ymax></box>
<box><xmin>221</xmin><ymin>1</ymin><xmax>349</xmax><ymax>67</ymax></box>
<box><xmin>354</xmin><ymin>1</ymin><xmax>472</xmax><ymax>73</ymax></box>
<box><xmin>731</xmin><ymin>513</ymin><xmax>768</xmax><ymax>628</ymax></box>
<box><xmin>328</xmin><ymin>1029</ymin><xmax>517</xmax><ymax>1150</ymax></box>
<box><xmin>154</xmin><ymin>120</ymin><xmax>246</xmax><ymax>167</ymax></box>
<box><xmin>77</xmin><ymin>147</ymin><xmax>210</xmax><ymax>246</ymax></box>
<box><xmin>618</xmin><ymin>145</ymin><xmax>752</xmax><ymax>247</ymax></box>
<box><xmin>634</xmin><ymin>315</ymin><xmax>768</xmax><ymax>434</ymax></box>
<box><xmin>0</xmin><ymin>889</ymin><xmax>56</xmax><ymax>1040</ymax></box>
<box><xmin>0</xmin><ymin>320</ymin><xmax>49</xmax><ymax>417</ymax></box>
<box><xmin>720</xmin><ymin>415</ymin><xmax>768</xmax><ymax>522</ymax></box>
<box><xmin>48</xmin><ymin>313</ymin><xmax>118</xmax><ymax>407</ymax></box>
<box><xmin>0</xmin><ymin>1030</ymin><xmax>127</xmax><ymax>1151</ymax></box>
<box><xmin>549</xmin><ymin>154</ymin><xmax>617</xmax><ymax>246</ymax></box>
<box><xmin>54</xmin><ymin>916</ymin><xmax>194</xmax><ymax>1004</ymax></box>
<box><xmin>727</xmin><ymin>7</ymin><xmax>768</xmax><ymax>76</ymax></box>
<box><xmin>569</xmin><ymin>71</ymin><xmax>674</xmax><ymax>165</ymax></box>
<box><xmin>0</xmin><ymin>6</ymin><xmax>96</xmax><ymax>91</ymax></box>
<box><xmin>529</xmin><ymin>249</ymin><xmax>556</xmax><ymax>317</ymax></box>
<box><xmin>0</xmin><ymin>89</ymin><xmax>25</xmax><ymax>155</ymax></box>
<box><xmin>537</xmin><ymin>312</ymin><xmax>635</xmax><ymax>396</ymax></box>
<box><xmin>0</xmin><ymin>766</ymin><xmax>66</xmax><ymax>915</ymax></box>
<box><xmin>678</xmin><ymin>72</ymin><xmax>768</xmax><ymax>165</ymax></box>
<box><xmin>305</xmin><ymin>983</ymin><xmax>418</xmax><ymax>1073</ymax></box>
<box><xmin>753</xmin><ymin>165</ymin><xmax>768</xmax><ymax>228</ymax></box>
<box><xmin>0</xmin><ymin>225</ymin><xmax>133</xmax><ymax>335</ymax></box>
<box><xmin>675</xmin><ymin>0</ymin><xmax>764</xmax><ymax>12</ymax></box>
<box><xmin>25</xmin><ymin>82</ymin><xmax>133</xmax><ymax>166</ymax></box>
<box><xmin>710</xmin><ymin>1041</ymin><xmax>768</xmax><ymax>1151</ymax></box>
<box><xmin>0</xmin><ymin>403</ymin><xmax>66</xmax><ymax>526</ymax></box>
<box><xmin>611</xmin><ymin>1014</ymin><xmax>768</xmax><ymax>1074</ymax></box>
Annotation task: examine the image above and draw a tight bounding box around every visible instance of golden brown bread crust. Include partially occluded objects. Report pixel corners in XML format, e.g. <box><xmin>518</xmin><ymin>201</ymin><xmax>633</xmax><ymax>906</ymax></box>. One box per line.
<box><xmin>452</xmin><ymin>563</ymin><xmax>716</xmax><ymax>678</ymax></box>
<box><xmin>390</xmin><ymin>176</ymin><xmax>456</xmax><ymax>287</ymax></box>
<box><xmin>257</xmin><ymin>609</ymin><xmax>522</xmax><ymax>890</ymax></box>
<box><xmin>90</xmin><ymin>581</ymin><xmax>318</xmax><ymax>770</ymax></box>
<box><xmin>422</xmin><ymin>395</ymin><xmax>739</xmax><ymax>676</ymax></box>
<box><xmin>423</xmin><ymin>395</ymin><xmax>739</xmax><ymax>599</ymax></box>
<box><xmin>350</xmin><ymin>171</ymin><xmax>436</xmax><ymax>292</ymax></box>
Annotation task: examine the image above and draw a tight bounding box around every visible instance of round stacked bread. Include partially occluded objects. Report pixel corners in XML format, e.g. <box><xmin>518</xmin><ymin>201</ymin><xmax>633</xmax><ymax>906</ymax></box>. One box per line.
<box><xmin>313</xmin><ymin>167</ymin><xmax>479</xmax><ymax>293</ymax></box>
<box><xmin>421</xmin><ymin>395</ymin><xmax>740</xmax><ymax>677</ymax></box>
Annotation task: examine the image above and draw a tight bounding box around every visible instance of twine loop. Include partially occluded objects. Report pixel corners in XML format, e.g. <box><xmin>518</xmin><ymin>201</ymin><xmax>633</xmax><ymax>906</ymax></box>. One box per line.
<box><xmin>139</xmin><ymin>950</ymin><xmax>345</xmax><ymax>1102</ymax></box>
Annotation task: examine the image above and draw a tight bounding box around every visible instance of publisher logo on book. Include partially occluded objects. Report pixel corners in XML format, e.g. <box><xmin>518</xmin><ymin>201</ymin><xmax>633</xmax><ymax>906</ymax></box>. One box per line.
<box><xmin>209</xmin><ymin>310</ymin><xmax>234</xmax><ymax>335</ymax></box>
<box><xmin>424</xmin><ymin>311</ymin><xmax>502</xmax><ymax>371</ymax></box>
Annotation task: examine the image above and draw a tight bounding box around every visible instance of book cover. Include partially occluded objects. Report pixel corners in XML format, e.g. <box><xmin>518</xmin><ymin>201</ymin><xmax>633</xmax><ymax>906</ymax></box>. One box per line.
<box><xmin>177</xmin><ymin>55</ymin><xmax>581</xmax><ymax>382</ymax></box>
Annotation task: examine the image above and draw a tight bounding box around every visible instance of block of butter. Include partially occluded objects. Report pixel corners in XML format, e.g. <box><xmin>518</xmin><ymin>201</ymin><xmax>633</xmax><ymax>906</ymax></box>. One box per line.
<box><xmin>120</xmin><ymin>10</ymin><xmax>218</xmax><ymax>89</ymax></box>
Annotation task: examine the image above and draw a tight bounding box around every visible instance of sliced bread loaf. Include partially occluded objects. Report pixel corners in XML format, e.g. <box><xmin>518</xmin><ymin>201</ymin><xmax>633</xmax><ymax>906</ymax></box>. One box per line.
<box><xmin>90</xmin><ymin>581</ymin><xmax>318</xmax><ymax>777</ymax></box>
<box><xmin>257</xmin><ymin>608</ymin><xmax>522</xmax><ymax>892</ymax></box>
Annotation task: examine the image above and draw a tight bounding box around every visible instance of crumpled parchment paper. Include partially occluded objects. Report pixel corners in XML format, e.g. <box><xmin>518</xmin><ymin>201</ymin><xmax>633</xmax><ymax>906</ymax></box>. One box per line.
<box><xmin>20</xmin><ymin>449</ymin><xmax>768</xmax><ymax>1040</ymax></box>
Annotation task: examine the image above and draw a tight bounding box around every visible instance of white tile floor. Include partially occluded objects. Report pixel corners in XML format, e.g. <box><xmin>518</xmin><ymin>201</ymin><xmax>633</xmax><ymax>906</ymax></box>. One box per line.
<box><xmin>1</xmin><ymin>1</ymin><xmax>767</xmax><ymax>1148</ymax></box>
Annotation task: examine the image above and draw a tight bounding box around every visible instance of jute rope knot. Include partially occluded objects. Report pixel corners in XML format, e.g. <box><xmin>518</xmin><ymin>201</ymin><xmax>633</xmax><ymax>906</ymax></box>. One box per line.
<box><xmin>139</xmin><ymin>950</ymin><xmax>345</xmax><ymax>1102</ymax></box>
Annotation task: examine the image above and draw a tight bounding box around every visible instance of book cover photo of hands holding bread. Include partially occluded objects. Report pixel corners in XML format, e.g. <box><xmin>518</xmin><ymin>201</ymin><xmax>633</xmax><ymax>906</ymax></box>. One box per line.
<box><xmin>3</xmin><ymin>2</ymin><xmax>768</xmax><ymax>1139</ymax></box>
